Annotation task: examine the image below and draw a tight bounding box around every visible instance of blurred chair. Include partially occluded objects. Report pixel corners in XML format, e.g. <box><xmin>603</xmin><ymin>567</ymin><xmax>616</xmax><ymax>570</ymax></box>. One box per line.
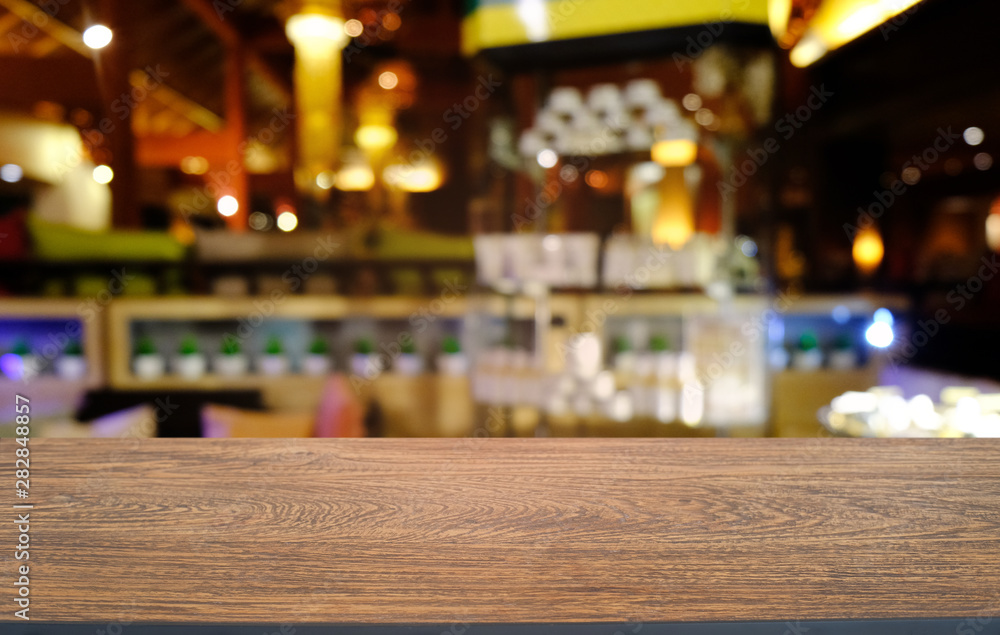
<box><xmin>201</xmin><ymin>374</ymin><xmax>365</xmax><ymax>438</ymax></box>
<box><xmin>28</xmin><ymin>404</ymin><xmax>158</xmax><ymax>438</ymax></box>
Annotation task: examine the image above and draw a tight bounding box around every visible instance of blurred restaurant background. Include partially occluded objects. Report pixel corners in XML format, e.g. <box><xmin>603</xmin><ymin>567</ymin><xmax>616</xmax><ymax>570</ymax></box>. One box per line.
<box><xmin>1</xmin><ymin>0</ymin><xmax>999</xmax><ymax>439</ymax></box>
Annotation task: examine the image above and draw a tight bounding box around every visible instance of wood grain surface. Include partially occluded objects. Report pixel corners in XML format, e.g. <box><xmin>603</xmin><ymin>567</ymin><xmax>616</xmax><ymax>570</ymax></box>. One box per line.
<box><xmin>2</xmin><ymin>438</ymin><xmax>999</xmax><ymax>623</ymax></box>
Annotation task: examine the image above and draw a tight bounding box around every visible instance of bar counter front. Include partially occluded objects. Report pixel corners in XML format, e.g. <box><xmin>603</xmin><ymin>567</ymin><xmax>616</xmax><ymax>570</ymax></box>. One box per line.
<box><xmin>2</xmin><ymin>438</ymin><xmax>999</xmax><ymax>634</ymax></box>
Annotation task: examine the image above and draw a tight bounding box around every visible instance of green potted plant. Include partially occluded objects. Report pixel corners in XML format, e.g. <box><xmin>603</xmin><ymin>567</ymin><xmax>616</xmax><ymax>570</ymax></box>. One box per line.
<box><xmin>828</xmin><ymin>334</ymin><xmax>857</xmax><ymax>370</ymax></box>
<box><xmin>257</xmin><ymin>335</ymin><xmax>289</xmax><ymax>376</ymax></box>
<box><xmin>55</xmin><ymin>339</ymin><xmax>87</xmax><ymax>380</ymax></box>
<box><xmin>214</xmin><ymin>334</ymin><xmax>248</xmax><ymax>377</ymax></box>
<box><xmin>173</xmin><ymin>334</ymin><xmax>206</xmax><ymax>380</ymax></box>
<box><xmin>302</xmin><ymin>336</ymin><xmax>331</xmax><ymax>376</ymax></box>
<box><xmin>351</xmin><ymin>337</ymin><xmax>384</xmax><ymax>378</ymax></box>
<box><xmin>791</xmin><ymin>331</ymin><xmax>823</xmax><ymax>371</ymax></box>
<box><xmin>394</xmin><ymin>337</ymin><xmax>424</xmax><ymax>375</ymax></box>
<box><xmin>133</xmin><ymin>335</ymin><xmax>165</xmax><ymax>380</ymax></box>
<box><xmin>436</xmin><ymin>336</ymin><xmax>467</xmax><ymax>376</ymax></box>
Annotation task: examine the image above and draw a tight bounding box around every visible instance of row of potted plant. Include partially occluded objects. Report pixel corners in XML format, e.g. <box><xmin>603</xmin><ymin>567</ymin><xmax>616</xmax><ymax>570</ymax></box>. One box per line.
<box><xmin>132</xmin><ymin>335</ymin><xmax>468</xmax><ymax>380</ymax></box>
<box><xmin>0</xmin><ymin>339</ymin><xmax>87</xmax><ymax>381</ymax></box>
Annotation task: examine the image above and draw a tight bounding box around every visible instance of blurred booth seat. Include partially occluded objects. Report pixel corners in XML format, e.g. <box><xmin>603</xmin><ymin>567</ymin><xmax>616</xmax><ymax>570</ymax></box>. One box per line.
<box><xmin>201</xmin><ymin>374</ymin><xmax>365</xmax><ymax>438</ymax></box>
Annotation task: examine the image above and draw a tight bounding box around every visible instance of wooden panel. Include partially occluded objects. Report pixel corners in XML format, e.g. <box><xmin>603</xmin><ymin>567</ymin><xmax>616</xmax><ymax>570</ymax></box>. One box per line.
<box><xmin>2</xmin><ymin>438</ymin><xmax>998</xmax><ymax>623</ymax></box>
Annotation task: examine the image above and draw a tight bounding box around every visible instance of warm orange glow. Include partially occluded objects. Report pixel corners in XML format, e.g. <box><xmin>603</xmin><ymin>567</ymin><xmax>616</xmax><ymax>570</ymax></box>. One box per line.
<box><xmin>651</xmin><ymin>168</ymin><xmax>694</xmax><ymax>249</ymax></box>
<box><xmin>651</xmin><ymin>139</ymin><xmax>698</xmax><ymax>167</ymax></box>
<box><xmin>585</xmin><ymin>170</ymin><xmax>608</xmax><ymax>189</ymax></box>
<box><xmin>790</xmin><ymin>0</ymin><xmax>922</xmax><ymax>67</ymax></box>
<box><xmin>853</xmin><ymin>226</ymin><xmax>884</xmax><ymax>275</ymax></box>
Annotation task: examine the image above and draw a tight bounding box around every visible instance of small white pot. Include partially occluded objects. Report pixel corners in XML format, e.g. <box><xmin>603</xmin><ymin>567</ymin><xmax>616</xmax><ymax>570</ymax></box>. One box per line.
<box><xmin>394</xmin><ymin>353</ymin><xmax>424</xmax><ymax>375</ymax></box>
<box><xmin>351</xmin><ymin>353</ymin><xmax>384</xmax><ymax>379</ymax></box>
<box><xmin>828</xmin><ymin>349</ymin><xmax>858</xmax><ymax>370</ymax></box>
<box><xmin>134</xmin><ymin>354</ymin><xmax>166</xmax><ymax>380</ymax></box>
<box><xmin>301</xmin><ymin>354</ymin><xmax>331</xmax><ymax>376</ymax></box>
<box><xmin>257</xmin><ymin>354</ymin><xmax>289</xmax><ymax>376</ymax></box>
<box><xmin>791</xmin><ymin>349</ymin><xmax>823</xmax><ymax>371</ymax></box>
<box><xmin>55</xmin><ymin>355</ymin><xmax>87</xmax><ymax>380</ymax></box>
<box><xmin>437</xmin><ymin>353</ymin><xmax>468</xmax><ymax>376</ymax></box>
<box><xmin>215</xmin><ymin>354</ymin><xmax>249</xmax><ymax>377</ymax></box>
<box><xmin>173</xmin><ymin>354</ymin><xmax>207</xmax><ymax>380</ymax></box>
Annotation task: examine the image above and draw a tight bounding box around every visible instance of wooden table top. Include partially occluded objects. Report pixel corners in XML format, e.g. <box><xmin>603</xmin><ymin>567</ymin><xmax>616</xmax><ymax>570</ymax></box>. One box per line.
<box><xmin>3</xmin><ymin>438</ymin><xmax>999</xmax><ymax>624</ymax></box>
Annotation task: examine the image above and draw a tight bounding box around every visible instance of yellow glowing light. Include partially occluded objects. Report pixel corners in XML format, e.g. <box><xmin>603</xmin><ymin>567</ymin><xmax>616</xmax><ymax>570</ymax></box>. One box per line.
<box><xmin>335</xmin><ymin>164</ymin><xmax>375</xmax><ymax>191</ymax></box>
<box><xmin>790</xmin><ymin>34</ymin><xmax>827</xmax><ymax>67</ymax></box>
<box><xmin>986</xmin><ymin>214</ymin><xmax>1000</xmax><ymax>252</ymax></box>
<box><xmin>217</xmin><ymin>195</ymin><xmax>239</xmax><ymax>217</ymax></box>
<box><xmin>378</xmin><ymin>71</ymin><xmax>399</xmax><ymax>90</ymax></box>
<box><xmin>789</xmin><ymin>0</ymin><xmax>922</xmax><ymax>67</ymax></box>
<box><xmin>344</xmin><ymin>18</ymin><xmax>364</xmax><ymax>37</ymax></box>
<box><xmin>853</xmin><ymin>227</ymin><xmax>884</xmax><ymax>275</ymax></box>
<box><xmin>277</xmin><ymin>211</ymin><xmax>298</xmax><ymax>232</ymax></box>
<box><xmin>83</xmin><ymin>25</ymin><xmax>113</xmax><ymax>49</ymax></box>
<box><xmin>768</xmin><ymin>0</ymin><xmax>793</xmax><ymax>40</ymax></box>
<box><xmin>651</xmin><ymin>168</ymin><xmax>694</xmax><ymax>249</ymax></box>
<box><xmin>383</xmin><ymin>162</ymin><xmax>443</xmax><ymax>193</ymax></box>
<box><xmin>180</xmin><ymin>156</ymin><xmax>209</xmax><ymax>175</ymax></box>
<box><xmin>285</xmin><ymin>13</ymin><xmax>348</xmax><ymax>49</ymax></box>
<box><xmin>651</xmin><ymin>139</ymin><xmax>698</xmax><ymax>167</ymax></box>
<box><xmin>92</xmin><ymin>165</ymin><xmax>113</xmax><ymax>184</ymax></box>
<box><xmin>316</xmin><ymin>170</ymin><xmax>335</xmax><ymax>189</ymax></box>
<box><xmin>355</xmin><ymin>124</ymin><xmax>398</xmax><ymax>152</ymax></box>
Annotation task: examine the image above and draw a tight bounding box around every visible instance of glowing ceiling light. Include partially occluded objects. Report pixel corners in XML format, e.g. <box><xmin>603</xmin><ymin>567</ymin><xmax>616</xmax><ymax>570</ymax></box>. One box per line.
<box><xmin>180</xmin><ymin>156</ymin><xmax>209</xmax><ymax>175</ymax></box>
<box><xmin>789</xmin><ymin>0</ymin><xmax>921</xmax><ymax>67</ymax></box>
<box><xmin>83</xmin><ymin>25</ymin><xmax>113</xmax><ymax>49</ymax></box>
<box><xmin>865</xmin><ymin>321</ymin><xmax>894</xmax><ymax>348</ymax></box>
<box><xmin>285</xmin><ymin>13</ymin><xmax>348</xmax><ymax>50</ymax></box>
<box><xmin>335</xmin><ymin>164</ymin><xmax>375</xmax><ymax>191</ymax></box>
<box><xmin>768</xmin><ymin>0</ymin><xmax>793</xmax><ymax>40</ymax></box>
<box><xmin>536</xmin><ymin>148</ymin><xmax>557</xmax><ymax>168</ymax></box>
<box><xmin>651</xmin><ymin>139</ymin><xmax>698</xmax><ymax>166</ymax></box>
<box><xmin>1</xmin><ymin>163</ymin><xmax>23</xmax><ymax>183</ymax></box>
<box><xmin>383</xmin><ymin>162</ymin><xmax>443</xmax><ymax>193</ymax></box>
<box><xmin>378</xmin><ymin>71</ymin><xmax>398</xmax><ymax>90</ymax></box>
<box><xmin>316</xmin><ymin>170</ymin><xmax>335</xmax><ymax>190</ymax></box>
<box><xmin>963</xmin><ymin>127</ymin><xmax>985</xmax><ymax>146</ymax></box>
<box><xmin>277</xmin><ymin>211</ymin><xmax>298</xmax><ymax>232</ymax></box>
<box><xmin>92</xmin><ymin>165</ymin><xmax>114</xmax><ymax>184</ymax></box>
<box><xmin>852</xmin><ymin>226</ymin><xmax>884</xmax><ymax>275</ymax></box>
<box><xmin>355</xmin><ymin>124</ymin><xmax>397</xmax><ymax>152</ymax></box>
<box><xmin>873</xmin><ymin>308</ymin><xmax>894</xmax><ymax>325</ymax></box>
<box><xmin>344</xmin><ymin>19</ymin><xmax>364</xmax><ymax>37</ymax></box>
<box><xmin>789</xmin><ymin>33</ymin><xmax>827</xmax><ymax>68</ymax></box>
<box><xmin>217</xmin><ymin>195</ymin><xmax>239</xmax><ymax>217</ymax></box>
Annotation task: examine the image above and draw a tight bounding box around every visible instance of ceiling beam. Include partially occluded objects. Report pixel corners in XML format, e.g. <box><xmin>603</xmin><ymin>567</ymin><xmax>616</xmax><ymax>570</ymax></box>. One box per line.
<box><xmin>0</xmin><ymin>0</ymin><xmax>90</xmax><ymax>56</ymax></box>
<box><xmin>178</xmin><ymin>0</ymin><xmax>292</xmax><ymax>103</ymax></box>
